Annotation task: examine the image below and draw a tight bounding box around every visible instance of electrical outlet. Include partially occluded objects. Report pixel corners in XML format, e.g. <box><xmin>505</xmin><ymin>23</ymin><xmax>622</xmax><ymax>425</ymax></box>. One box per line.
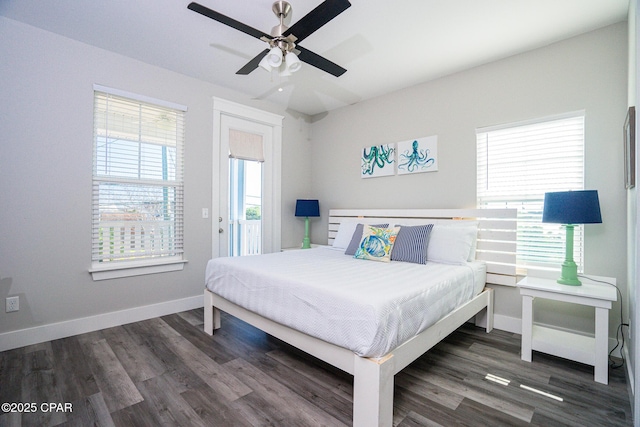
<box><xmin>6</xmin><ymin>296</ymin><xmax>19</xmax><ymax>313</ymax></box>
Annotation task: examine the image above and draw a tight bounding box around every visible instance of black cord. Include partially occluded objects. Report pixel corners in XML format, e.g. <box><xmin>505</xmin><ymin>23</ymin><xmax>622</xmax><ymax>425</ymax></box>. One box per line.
<box><xmin>609</xmin><ymin>323</ymin><xmax>629</xmax><ymax>369</ymax></box>
<box><xmin>578</xmin><ymin>274</ymin><xmax>627</xmax><ymax>369</ymax></box>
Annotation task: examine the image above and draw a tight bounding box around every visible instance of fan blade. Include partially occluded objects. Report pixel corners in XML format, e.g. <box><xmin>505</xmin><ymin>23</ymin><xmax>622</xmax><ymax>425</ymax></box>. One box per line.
<box><xmin>236</xmin><ymin>49</ymin><xmax>270</xmax><ymax>75</ymax></box>
<box><xmin>296</xmin><ymin>46</ymin><xmax>346</xmax><ymax>77</ymax></box>
<box><xmin>283</xmin><ymin>0</ymin><xmax>351</xmax><ymax>44</ymax></box>
<box><xmin>188</xmin><ymin>2</ymin><xmax>271</xmax><ymax>40</ymax></box>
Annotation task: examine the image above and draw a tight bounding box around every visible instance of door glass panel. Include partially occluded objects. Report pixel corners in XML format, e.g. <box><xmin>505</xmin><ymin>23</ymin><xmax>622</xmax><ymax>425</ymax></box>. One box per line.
<box><xmin>228</xmin><ymin>158</ymin><xmax>262</xmax><ymax>256</ymax></box>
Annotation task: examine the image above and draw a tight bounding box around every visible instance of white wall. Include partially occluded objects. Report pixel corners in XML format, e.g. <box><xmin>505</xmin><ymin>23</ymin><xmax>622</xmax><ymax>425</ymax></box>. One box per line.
<box><xmin>310</xmin><ymin>23</ymin><xmax>628</xmax><ymax>337</ymax></box>
<box><xmin>0</xmin><ymin>17</ymin><xmax>312</xmax><ymax>344</ymax></box>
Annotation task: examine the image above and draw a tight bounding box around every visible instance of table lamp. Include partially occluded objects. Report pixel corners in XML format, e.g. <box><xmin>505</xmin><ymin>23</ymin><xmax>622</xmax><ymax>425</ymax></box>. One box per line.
<box><xmin>542</xmin><ymin>190</ymin><xmax>602</xmax><ymax>286</ymax></box>
<box><xmin>295</xmin><ymin>199</ymin><xmax>320</xmax><ymax>249</ymax></box>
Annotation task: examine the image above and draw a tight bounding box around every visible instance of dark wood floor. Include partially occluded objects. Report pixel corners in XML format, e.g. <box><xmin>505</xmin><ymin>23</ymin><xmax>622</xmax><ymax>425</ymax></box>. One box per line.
<box><xmin>0</xmin><ymin>308</ymin><xmax>632</xmax><ymax>426</ymax></box>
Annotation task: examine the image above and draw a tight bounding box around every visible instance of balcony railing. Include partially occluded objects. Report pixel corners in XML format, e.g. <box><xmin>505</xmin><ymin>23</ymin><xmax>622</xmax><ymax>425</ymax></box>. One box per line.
<box><xmin>95</xmin><ymin>219</ymin><xmax>178</xmax><ymax>262</ymax></box>
<box><xmin>95</xmin><ymin>218</ymin><xmax>260</xmax><ymax>261</ymax></box>
<box><xmin>229</xmin><ymin>219</ymin><xmax>261</xmax><ymax>256</ymax></box>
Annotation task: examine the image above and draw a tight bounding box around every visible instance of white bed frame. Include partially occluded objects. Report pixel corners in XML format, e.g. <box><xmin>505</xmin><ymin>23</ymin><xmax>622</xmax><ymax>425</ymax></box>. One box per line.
<box><xmin>204</xmin><ymin>208</ymin><xmax>517</xmax><ymax>426</ymax></box>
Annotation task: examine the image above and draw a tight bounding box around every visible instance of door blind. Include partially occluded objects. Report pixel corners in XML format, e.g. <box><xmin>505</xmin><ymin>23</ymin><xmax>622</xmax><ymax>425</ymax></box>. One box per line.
<box><xmin>229</xmin><ymin>129</ymin><xmax>264</xmax><ymax>162</ymax></box>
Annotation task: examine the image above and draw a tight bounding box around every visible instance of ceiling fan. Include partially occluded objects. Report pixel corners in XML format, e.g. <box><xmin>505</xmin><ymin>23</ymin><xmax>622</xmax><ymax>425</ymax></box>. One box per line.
<box><xmin>187</xmin><ymin>0</ymin><xmax>351</xmax><ymax>77</ymax></box>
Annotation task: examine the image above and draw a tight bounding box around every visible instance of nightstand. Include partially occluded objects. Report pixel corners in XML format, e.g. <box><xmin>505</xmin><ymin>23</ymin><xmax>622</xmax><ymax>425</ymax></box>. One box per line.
<box><xmin>517</xmin><ymin>275</ymin><xmax>617</xmax><ymax>384</ymax></box>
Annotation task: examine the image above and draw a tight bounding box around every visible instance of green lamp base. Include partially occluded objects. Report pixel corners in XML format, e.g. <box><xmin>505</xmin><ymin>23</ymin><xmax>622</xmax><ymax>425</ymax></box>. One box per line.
<box><xmin>557</xmin><ymin>224</ymin><xmax>581</xmax><ymax>286</ymax></box>
<box><xmin>301</xmin><ymin>217</ymin><xmax>311</xmax><ymax>249</ymax></box>
<box><xmin>557</xmin><ymin>260</ymin><xmax>581</xmax><ymax>286</ymax></box>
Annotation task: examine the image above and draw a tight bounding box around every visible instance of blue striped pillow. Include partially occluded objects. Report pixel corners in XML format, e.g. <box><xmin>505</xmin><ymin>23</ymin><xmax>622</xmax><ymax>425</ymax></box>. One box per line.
<box><xmin>391</xmin><ymin>224</ymin><xmax>434</xmax><ymax>264</ymax></box>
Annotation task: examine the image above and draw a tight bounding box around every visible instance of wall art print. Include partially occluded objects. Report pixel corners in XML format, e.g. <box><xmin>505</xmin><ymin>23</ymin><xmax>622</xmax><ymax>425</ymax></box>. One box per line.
<box><xmin>397</xmin><ymin>136</ymin><xmax>438</xmax><ymax>175</ymax></box>
<box><xmin>361</xmin><ymin>143</ymin><xmax>396</xmax><ymax>178</ymax></box>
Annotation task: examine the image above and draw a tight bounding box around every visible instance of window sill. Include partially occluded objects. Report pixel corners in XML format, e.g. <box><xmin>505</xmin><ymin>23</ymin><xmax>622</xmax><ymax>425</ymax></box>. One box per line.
<box><xmin>90</xmin><ymin>258</ymin><xmax>187</xmax><ymax>281</ymax></box>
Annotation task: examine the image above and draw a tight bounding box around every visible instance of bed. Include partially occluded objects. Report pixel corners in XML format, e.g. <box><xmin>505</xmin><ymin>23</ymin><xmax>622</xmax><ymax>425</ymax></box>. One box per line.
<box><xmin>204</xmin><ymin>208</ymin><xmax>517</xmax><ymax>426</ymax></box>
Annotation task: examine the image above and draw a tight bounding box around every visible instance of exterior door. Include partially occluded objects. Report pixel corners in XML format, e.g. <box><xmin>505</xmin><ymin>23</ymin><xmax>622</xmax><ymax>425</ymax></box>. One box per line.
<box><xmin>212</xmin><ymin>98</ymin><xmax>283</xmax><ymax>259</ymax></box>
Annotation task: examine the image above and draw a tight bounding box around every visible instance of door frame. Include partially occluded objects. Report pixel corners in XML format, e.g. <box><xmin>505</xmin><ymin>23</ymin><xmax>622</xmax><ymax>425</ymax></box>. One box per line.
<box><xmin>212</xmin><ymin>97</ymin><xmax>283</xmax><ymax>258</ymax></box>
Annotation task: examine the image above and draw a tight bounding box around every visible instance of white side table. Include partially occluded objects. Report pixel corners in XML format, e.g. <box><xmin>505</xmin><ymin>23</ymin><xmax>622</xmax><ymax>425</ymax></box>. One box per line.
<box><xmin>517</xmin><ymin>275</ymin><xmax>617</xmax><ymax>384</ymax></box>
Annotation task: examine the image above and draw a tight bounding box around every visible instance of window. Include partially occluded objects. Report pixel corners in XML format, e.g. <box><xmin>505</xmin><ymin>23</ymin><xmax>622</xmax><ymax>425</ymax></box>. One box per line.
<box><xmin>91</xmin><ymin>86</ymin><xmax>186</xmax><ymax>279</ymax></box>
<box><xmin>229</xmin><ymin>158</ymin><xmax>263</xmax><ymax>256</ymax></box>
<box><xmin>477</xmin><ymin>112</ymin><xmax>585</xmax><ymax>274</ymax></box>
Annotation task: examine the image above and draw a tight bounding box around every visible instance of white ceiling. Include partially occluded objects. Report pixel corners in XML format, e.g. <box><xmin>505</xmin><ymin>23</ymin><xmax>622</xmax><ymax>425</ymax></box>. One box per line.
<box><xmin>0</xmin><ymin>0</ymin><xmax>629</xmax><ymax>116</ymax></box>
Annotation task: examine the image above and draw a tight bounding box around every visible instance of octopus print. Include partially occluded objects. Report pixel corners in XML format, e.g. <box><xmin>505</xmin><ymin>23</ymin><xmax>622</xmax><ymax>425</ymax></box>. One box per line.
<box><xmin>397</xmin><ymin>136</ymin><xmax>438</xmax><ymax>175</ymax></box>
<box><xmin>361</xmin><ymin>144</ymin><xmax>395</xmax><ymax>178</ymax></box>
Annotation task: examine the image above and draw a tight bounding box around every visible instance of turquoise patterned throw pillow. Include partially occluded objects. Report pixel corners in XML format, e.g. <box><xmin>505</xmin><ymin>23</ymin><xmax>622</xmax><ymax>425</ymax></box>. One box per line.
<box><xmin>354</xmin><ymin>225</ymin><xmax>400</xmax><ymax>262</ymax></box>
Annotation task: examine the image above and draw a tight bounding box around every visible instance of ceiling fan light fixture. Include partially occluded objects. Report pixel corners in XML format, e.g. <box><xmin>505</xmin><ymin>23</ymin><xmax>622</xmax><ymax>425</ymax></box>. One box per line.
<box><xmin>258</xmin><ymin>54</ymin><xmax>273</xmax><ymax>72</ymax></box>
<box><xmin>285</xmin><ymin>52</ymin><xmax>302</xmax><ymax>73</ymax></box>
<box><xmin>266</xmin><ymin>46</ymin><xmax>283</xmax><ymax>67</ymax></box>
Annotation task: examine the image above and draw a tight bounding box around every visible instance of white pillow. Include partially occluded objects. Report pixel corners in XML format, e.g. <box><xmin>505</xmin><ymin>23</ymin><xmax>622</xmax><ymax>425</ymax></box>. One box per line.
<box><xmin>426</xmin><ymin>224</ymin><xmax>478</xmax><ymax>265</ymax></box>
<box><xmin>332</xmin><ymin>220</ymin><xmax>359</xmax><ymax>249</ymax></box>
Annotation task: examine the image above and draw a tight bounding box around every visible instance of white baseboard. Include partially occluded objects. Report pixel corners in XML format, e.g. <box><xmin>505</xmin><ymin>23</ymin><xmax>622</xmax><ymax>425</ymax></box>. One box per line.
<box><xmin>474</xmin><ymin>312</ymin><xmax>521</xmax><ymax>334</ymax></box>
<box><xmin>0</xmin><ymin>295</ymin><xmax>204</xmax><ymax>352</ymax></box>
<box><xmin>494</xmin><ymin>313</ymin><xmax>522</xmax><ymax>334</ymax></box>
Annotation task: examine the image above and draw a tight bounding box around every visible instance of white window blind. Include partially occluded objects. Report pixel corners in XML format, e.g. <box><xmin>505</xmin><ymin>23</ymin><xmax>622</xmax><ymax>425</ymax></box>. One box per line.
<box><xmin>92</xmin><ymin>90</ymin><xmax>185</xmax><ymax>265</ymax></box>
<box><xmin>477</xmin><ymin>112</ymin><xmax>585</xmax><ymax>273</ymax></box>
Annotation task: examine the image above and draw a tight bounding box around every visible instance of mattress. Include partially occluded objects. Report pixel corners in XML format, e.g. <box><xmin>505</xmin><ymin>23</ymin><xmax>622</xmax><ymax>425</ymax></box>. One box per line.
<box><xmin>205</xmin><ymin>246</ymin><xmax>486</xmax><ymax>358</ymax></box>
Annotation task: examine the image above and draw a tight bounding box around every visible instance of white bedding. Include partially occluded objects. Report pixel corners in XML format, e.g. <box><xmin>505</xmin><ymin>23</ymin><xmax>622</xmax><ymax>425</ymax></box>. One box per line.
<box><xmin>205</xmin><ymin>246</ymin><xmax>486</xmax><ymax>358</ymax></box>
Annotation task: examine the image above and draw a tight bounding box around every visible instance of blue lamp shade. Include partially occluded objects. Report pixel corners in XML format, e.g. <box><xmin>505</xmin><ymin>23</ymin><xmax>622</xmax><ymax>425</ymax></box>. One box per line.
<box><xmin>542</xmin><ymin>190</ymin><xmax>602</xmax><ymax>286</ymax></box>
<box><xmin>542</xmin><ymin>190</ymin><xmax>602</xmax><ymax>225</ymax></box>
<box><xmin>295</xmin><ymin>199</ymin><xmax>320</xmax><ymax>217</ymax></box>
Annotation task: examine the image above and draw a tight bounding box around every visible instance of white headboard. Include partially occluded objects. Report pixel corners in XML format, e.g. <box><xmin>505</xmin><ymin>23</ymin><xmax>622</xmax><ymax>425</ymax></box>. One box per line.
<box><xmin>328</xmin><ymin>208</ymin><xmax>518</xmax><ymax>287</ymax></box>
